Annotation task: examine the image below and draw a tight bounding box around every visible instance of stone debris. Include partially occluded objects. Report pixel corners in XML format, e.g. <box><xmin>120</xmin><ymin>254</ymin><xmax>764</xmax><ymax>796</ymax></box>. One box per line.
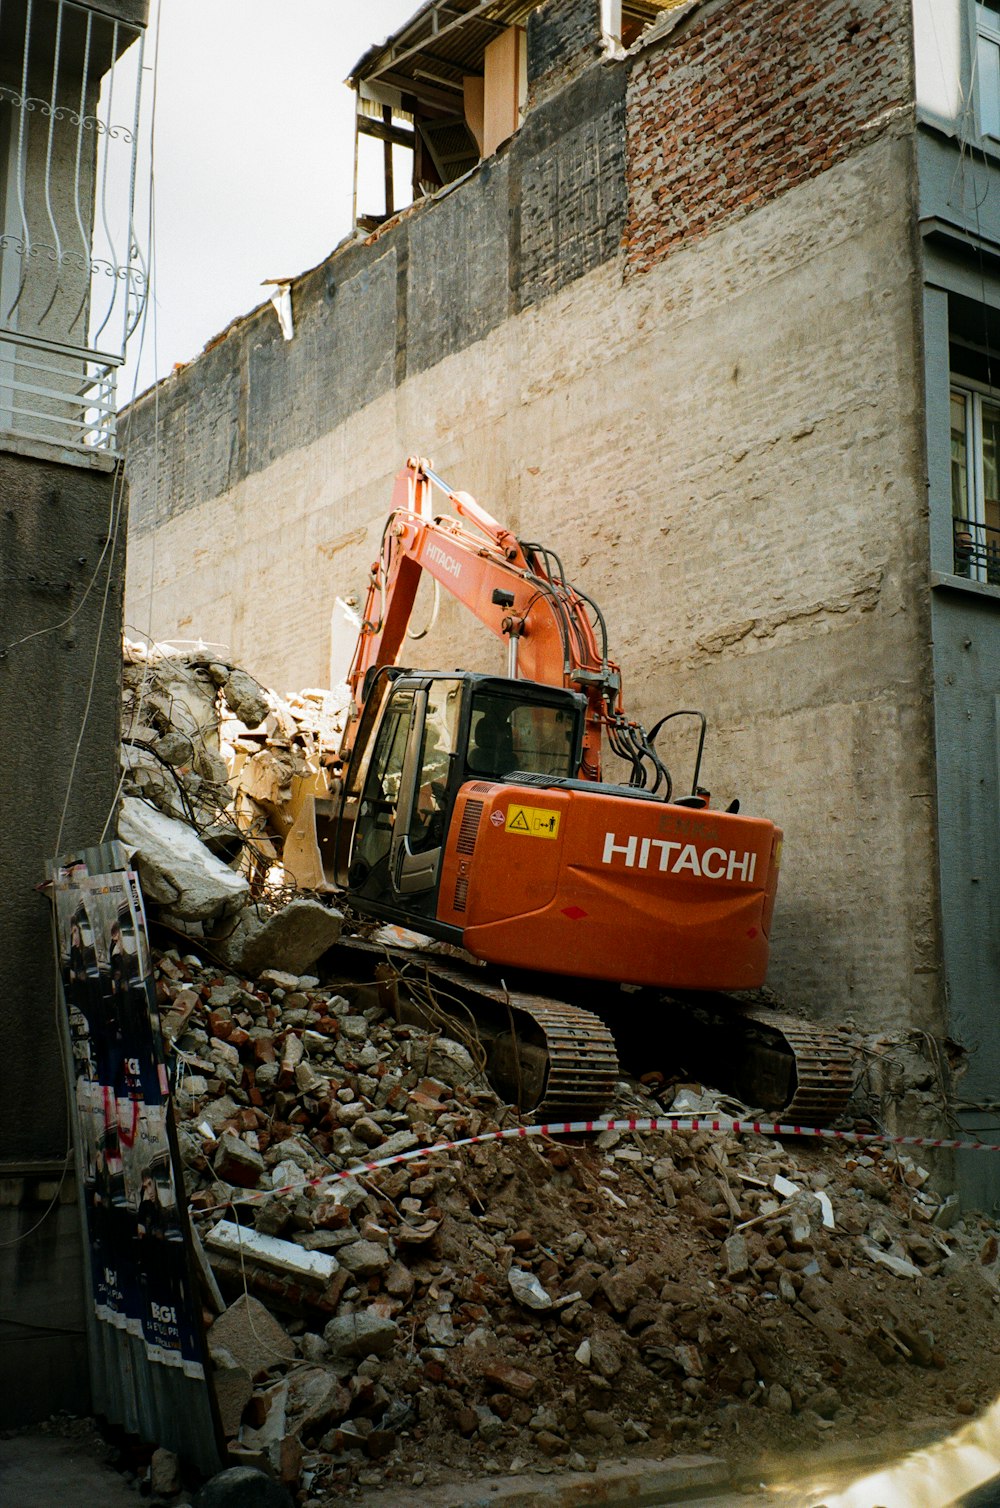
<box><xmin>120</xmin><ymin>639</ymin><xmax>348</xmax><ymax>974</ymax></box>
<box><xmin>205</xmin><ymin>1222</ymin><xmax>341</xmax><ymax>1286</ymax></box>
<box><xmin>118</xmin><ymin>796</ymin><xmax>250</xmax><ymax>926</ymax></box>
<box><xmin>140</xmin><ymin>943</ymin><xmax>1000</xmax><ymax>1501</ymax></box>
<box><xmin>212</xmin><ymin>896</ymin><xmax>344</xmax><ymax>977</ymax></box>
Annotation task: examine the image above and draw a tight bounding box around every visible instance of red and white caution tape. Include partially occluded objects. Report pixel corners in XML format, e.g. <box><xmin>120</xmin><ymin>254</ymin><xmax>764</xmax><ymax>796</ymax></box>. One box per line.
<box><xmin>195</xmin><ymin>1115</ymin><xmax>999</xmax><ymax>1214</ymax></box>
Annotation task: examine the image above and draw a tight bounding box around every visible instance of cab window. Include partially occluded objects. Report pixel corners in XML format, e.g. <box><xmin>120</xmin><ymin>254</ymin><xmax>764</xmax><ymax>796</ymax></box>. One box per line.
<box><xmin>467</xmin><ymin>693</ymin><xmax>578</xmax><ymax>779</ymax></box>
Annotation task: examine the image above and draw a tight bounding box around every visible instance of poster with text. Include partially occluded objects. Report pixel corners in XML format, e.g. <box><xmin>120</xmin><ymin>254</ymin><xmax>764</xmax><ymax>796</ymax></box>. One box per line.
<box><xmin>54</xmin><ymin>860</ymin><xmax>205</xmax><ymax>1379</ymax></box>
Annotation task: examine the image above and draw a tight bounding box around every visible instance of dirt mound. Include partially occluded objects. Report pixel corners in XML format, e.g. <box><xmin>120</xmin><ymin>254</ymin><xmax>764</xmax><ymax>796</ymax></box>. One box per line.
<box><xmin>154</xmin><ymin>945</ymin><xmax>1000</xmax><ymax>1502</ymax></box>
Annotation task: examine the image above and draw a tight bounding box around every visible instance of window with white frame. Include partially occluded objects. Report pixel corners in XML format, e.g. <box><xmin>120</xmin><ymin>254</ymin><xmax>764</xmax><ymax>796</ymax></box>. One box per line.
<box><xmin>977</xmin><ymin>2</ymin><xmax>1000</xmax><ymax>138</ymax></box>
<box><xmin>950</xmin><ymin>386</ymin><xmax>1000</xmax><ymax>583</ymax></box>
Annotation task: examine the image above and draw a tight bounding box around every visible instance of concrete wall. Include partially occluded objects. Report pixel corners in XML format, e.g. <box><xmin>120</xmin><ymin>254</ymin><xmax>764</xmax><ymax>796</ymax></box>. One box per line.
<box><xmin>0</xmin><ymin>448</ymin><xmax>127</xmax><ymax>1420</ymax></box>
<box><xmin>0</xmin><ymin>1180</ymin><xmax>88</xmax><ymax>1427</ymax></box>
<box><xmin>124</xmin><ymin>2</ymin><xmax>940</xmax><ymax>1031</ymax></box>
<box><xmin>912</xmin><ymin>0</ymin><xmax>969</xmax><ymax>136</ymax></box>
<box><xmin>921</xmin><ymin>223</ymin><xmax>1000</xmax><ymax>1199</ymax></box>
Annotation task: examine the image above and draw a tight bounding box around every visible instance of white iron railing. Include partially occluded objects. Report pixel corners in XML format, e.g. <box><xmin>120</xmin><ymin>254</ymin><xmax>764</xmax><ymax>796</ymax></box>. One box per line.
<box><xmin>0</xmin><ymin>0</ymin><xmax>146</xmax><ymax>457</ymax></box>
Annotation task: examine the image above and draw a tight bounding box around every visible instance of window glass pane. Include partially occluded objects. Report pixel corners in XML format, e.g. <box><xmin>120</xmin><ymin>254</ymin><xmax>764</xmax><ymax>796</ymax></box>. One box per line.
<box><xmin>982</xmin><ymin>399</ymin><xmax>1000</xmax><ymax>534</ymax></box>
<box><xmin>951</xmin><ymin>390</ymin><xmax>969</xmax><ymax>522</ymax></box>
<box><xmin>468</xmin><ymin>693</ymin><xmax>578</xmax><ymax>779</ymax></box>
<box><xmin>353</xmin><ymin>690</ymin><xmax>415</xmax><ymax>878</ymax></box>
<box><xmin>979</xmin><ymin>32</ymin><xmax>1000</xmax><ymax>136</ymax></box>
<box><xmin>410</xmin><ymin>682</ymin><xmax>461</xmax><ymax>851</ymax></box>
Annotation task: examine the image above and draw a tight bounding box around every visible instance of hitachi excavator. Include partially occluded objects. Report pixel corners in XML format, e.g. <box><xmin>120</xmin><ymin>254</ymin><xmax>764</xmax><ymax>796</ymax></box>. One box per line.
<box><xmin>315</xmin><ymin>459</ymin><xmax>852</xmax><ymax>1121</ymax></box>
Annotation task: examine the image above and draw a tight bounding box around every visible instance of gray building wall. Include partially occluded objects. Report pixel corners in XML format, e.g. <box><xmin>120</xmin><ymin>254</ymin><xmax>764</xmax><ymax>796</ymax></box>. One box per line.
<box><xmin>0</xmin><ymin>448</ymin><xmax>127</xmax><ymax>1422</ymax></box>
<box><xmin>911</xmin><ymin>0</ymin><xmax>1000</xmax><ymax>1199</ymax></box>
<box><xmin>0</xmin><ymin>0</ymin><xmax>147</xmax><ymax>1426</ymax></box>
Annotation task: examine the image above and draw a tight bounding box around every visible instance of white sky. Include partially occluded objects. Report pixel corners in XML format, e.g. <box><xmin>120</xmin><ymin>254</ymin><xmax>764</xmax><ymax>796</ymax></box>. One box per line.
<box><xmin>119</xmin><ymin>0</ymin><xmax>418</xmax><ymax>406</ymax></box>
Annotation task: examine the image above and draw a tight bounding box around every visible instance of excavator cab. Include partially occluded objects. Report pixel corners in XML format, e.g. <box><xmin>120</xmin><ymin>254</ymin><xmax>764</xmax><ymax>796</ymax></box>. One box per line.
<box><xmin>337</xmin><ymin>668</ymin><xmax>585</xmax><ymax>929</ymax></box>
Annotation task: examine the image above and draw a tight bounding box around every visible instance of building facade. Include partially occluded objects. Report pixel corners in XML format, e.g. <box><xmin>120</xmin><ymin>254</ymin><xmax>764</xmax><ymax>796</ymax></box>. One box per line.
<box><xmin>0</xmin><ymin>0</ymin><xmax>147</xmax><ymax>1423</ymax></box>
<box><xmin>124</xmin><ymin>0</ymin><xmax>1000</xmax><ymax>1196</ymax></box>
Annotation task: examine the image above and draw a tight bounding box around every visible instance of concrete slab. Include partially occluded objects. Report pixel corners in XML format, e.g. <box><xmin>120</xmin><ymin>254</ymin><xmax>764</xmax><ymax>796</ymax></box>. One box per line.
<box><xmin>0</xmin><ymin>1432</ymin><xmax>139</xmax><ymax>1507</ymax></box>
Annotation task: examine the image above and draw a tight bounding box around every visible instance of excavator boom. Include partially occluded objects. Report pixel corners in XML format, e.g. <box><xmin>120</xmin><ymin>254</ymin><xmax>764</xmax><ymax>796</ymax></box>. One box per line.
<box><xmin>345</xmin><ymin>458</ymin><xmax>632</xmax><ymax>785</ymax></box>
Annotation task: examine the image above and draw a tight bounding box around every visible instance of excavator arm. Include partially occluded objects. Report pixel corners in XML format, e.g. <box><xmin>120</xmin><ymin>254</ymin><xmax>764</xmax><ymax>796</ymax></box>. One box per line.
<box><xmin>345</xmin><ymin>458</ymin><xmax>641</xmax><ymax>784</ymax></box>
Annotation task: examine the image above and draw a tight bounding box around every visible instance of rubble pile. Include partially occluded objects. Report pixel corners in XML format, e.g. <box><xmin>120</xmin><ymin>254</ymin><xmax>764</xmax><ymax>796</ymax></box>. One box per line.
<box><xmin>122</xmin><ymin>640</ymin><xmax>269</xmax><ymax>835</ymax></box>
<box><xmin>121</xmin><ymin>638</ymin><xmax>347</xmax><ymax>903</ymax></box>
<box><xmin>156</xmin><ymin>948</ymin><xmax>1000</xmax><ymax>1502</ymax></box>
<box><xmin>120</xmin><ymin>642</ymin><xmax>346</xmax><ymax>974</ymax></box>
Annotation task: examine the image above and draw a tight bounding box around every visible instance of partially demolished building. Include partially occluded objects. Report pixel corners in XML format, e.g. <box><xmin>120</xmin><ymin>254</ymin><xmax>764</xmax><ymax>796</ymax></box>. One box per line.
<box><xmin>124</xmin><ymin>0</ymin><xmax>1000</xmax><ymax>1198</ymax></box>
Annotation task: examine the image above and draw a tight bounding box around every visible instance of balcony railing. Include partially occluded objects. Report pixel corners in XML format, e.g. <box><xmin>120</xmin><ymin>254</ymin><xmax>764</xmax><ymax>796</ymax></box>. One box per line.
<box><xmin>0</xmin><ymin>0</ymin><xmax>146</xmax><ymax>458</ymax></box>
<box><xmin>953</xmin><ymin>515</ymin><xmax>1000</xmax><ymax>585</ymax></box>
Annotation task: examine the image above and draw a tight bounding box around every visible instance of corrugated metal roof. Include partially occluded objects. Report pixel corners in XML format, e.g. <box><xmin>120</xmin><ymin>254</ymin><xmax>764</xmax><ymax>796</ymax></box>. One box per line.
<box><xmin>348</xmin><ymin>0</ymin><xmax>679</xmax><ymax>99</ymax></box>
<box><xmin>348</xmin><ymin>1</ymin><xmax>535</xmax><ymax>94</ymax></box>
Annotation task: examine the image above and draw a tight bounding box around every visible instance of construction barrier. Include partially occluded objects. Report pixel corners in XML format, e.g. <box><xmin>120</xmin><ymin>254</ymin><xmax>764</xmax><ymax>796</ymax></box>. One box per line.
<box><xmin>194</xmin><ymin>1114</ymin><xmax>992</xmax><ymax>1213</ymax></box>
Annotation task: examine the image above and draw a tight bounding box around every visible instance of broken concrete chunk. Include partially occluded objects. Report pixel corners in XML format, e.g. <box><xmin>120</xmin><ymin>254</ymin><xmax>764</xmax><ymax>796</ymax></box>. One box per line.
<box><xmin>323</xmin><ymin>1309</ymin><xmax>399</xmax><ymax>1360</ymax></box>
<box><xmin>206</xmin><ymin>1220</ymin><xmax>338</xmax><ymax>1286</ymax></box>
<box><xmin>286</xmin><ymin>1365</ymin><xmax>351</xmax><ymax>1436</ymax></box>
<box><xmin>425</xmin><ymin>1312</ymin><xmax>457</xmax><ymax>1346</ymax></box>
<box><xmin>214</xmin><ymin>1129</ymin><xmax>266</xmax><ymax>1188</ymax></box>
<box><xmin>150</xmin><ymin>1449</ymin><xmax>182</xmax><ymax>1496</ymax></box>
<box><xmin>222</xmin><ymin>668</ymin><xmax>270</xmax><ymax>728</ymax></box>
<box><xmin>337</xmin><ymin>1240</ymin><xmax>391</xmax><ymax>1278</ymax></box>
<box><xmin>369</xmin><ymin>1129</ymin><xmax>419</xmax><ymax>1163</ymax></box>
<box><xmin>211</xmin><ymin>1358</ymin><xmax>254</xmax><ymax>1437</ymax></box>
<box><xmin>724</xmin><ymin>1232</ymin><xmax>750</xmax><ymax>1278</ymax></box>
<box><xmin>508</xmin><ymin>1267</ymin><xmax>553</xmax><ymax>1310</ymax></box>
<box><xmin>260</xmin><ymin>969</ymin><xmax>300</xmax><ymax>992</ymax></box>
<box><xmin>270</xmin><ymin>1159</ymin><xmax>309</xmax><ymax>1192</ymax></box>
<box><xmin>213</xmin><ymin>897</ymin><xmax>343</xmax><ymax>977</ymax></box>
<box><xmin>860</xmin><ymin>1240</ymin><xmax>922</xmax><ymax>1279</ymax></box>
<box><xmin>208</xmin><ymin>1296</ymin><xmax>294</xmax><ymax>1381</ymax></box>
<box><xmin>588</xmin><ymin>1332</ymin><xmax>623</xmax><ymax>1379</ymax></box>
<box><xmin>200</xmin><ymin>1094</ymin><xmax>241</xmax><ymax>1134</ymax></box>
<box><xmin>426</xmin><ymin>1037</ymin><xmax>477</xmax><ymax>1087</ymax></box>
<box><xmin>767</xmin><ymin>1383</ymin><xmax>793</xmax><ymax>1413</ymax></box>
<box><xmin>119</xmin><ymin>796</ymin><xmax>249</xmax><ymax>922</ymax></box>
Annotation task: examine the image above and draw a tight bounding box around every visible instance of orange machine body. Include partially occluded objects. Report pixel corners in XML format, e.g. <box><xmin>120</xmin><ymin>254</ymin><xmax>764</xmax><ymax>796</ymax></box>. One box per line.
<box><xmin>436</xmin><ymin>782</ymin><xmax>781</xmax><ymax>990</ymax></box>
<box><xmin>335</xmin><ymin>459</ymin><xmax>784</xmax><ymax>998</ymax></box>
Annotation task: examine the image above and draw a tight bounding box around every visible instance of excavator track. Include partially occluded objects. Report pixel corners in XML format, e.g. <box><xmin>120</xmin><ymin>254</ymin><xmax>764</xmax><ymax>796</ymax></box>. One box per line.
<box><xmin>413</xmin><ymin>963</ymin><xmax>620</xmax><ymax>1119</ymax></box>
<box><xmin>664</xmin><ymin>993</ymin><xmax>855</xmax><ymax>1126</ymax></box>
<box><xmin>743</xmin><ymin>1006</ymin><xmax>856</xmax><ymax>1123</ymax></box>
<box><xmin>329</xmin><ymin>936</ymin><xmax>619</xmax><ymax>1117</ymax></box>
<box><xmin>329</xmin><ymin>938</ymin><xmax>854</xmax><ymax>1125</ymax></box>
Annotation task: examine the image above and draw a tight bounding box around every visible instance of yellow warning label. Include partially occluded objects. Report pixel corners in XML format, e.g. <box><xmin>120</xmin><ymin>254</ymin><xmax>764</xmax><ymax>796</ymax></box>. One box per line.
<box><xmin>505</xmin><ymin>804</ymin><xmax>561</xmax><ymax>840</ymax></box>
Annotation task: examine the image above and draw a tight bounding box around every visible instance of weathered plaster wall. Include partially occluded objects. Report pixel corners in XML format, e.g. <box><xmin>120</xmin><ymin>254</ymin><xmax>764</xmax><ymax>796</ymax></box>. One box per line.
<box><xmin>0</xmin><ymin>451</ymin><xmax>126</xmax><ymax>1163</ymax></box>
<box><xmin>0</xmin><ymin>449</ymin><xmax>125</xmax><ymax>1419</ymax></box>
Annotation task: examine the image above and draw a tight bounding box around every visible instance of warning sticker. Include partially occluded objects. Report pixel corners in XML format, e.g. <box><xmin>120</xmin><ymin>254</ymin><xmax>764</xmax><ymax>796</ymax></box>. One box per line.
<box><xmin>505</xmin><ymin>804</ymin><xmax>561</xmax><ymax>840</ymax></box>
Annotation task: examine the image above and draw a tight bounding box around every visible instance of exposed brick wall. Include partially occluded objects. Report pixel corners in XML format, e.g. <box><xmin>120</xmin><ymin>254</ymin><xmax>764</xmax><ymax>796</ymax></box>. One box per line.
<box><xmin>625</xmin><ymin>0</ymin><xmax>912</xmax><ymax>275</ymax></box>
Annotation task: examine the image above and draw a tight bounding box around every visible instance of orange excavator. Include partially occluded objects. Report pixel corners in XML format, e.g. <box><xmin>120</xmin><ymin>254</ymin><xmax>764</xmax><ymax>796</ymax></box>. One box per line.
<box><xmin>323</xmin><ymin>458</ymin><xmax>852</xmax><ymax>1120</ymax></box>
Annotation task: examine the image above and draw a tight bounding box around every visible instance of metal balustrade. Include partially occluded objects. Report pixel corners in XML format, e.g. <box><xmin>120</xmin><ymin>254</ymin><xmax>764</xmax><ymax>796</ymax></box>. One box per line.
<box><xmin>0</xmin><ymin>0</ymin><xmax>146</xmax><ymax>457</ymax></box>
<box><xmin>953</xmin><ymin>515</ymin><xmax>1000</xmax><ymax>585</ymax></box>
